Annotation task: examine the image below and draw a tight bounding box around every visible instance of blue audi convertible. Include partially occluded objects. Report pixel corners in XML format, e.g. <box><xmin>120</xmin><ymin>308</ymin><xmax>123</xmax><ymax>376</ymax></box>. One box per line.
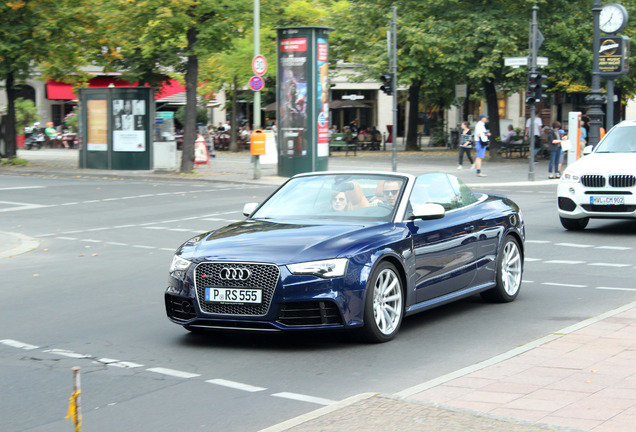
<box><xmin>165</xmin><ymin>172</ymin><xmax>525</xmax><ymax>342</ymax></box>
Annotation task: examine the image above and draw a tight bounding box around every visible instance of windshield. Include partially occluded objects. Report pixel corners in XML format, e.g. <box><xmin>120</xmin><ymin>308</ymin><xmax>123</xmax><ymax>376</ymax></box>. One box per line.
<box><xmin>252</xmin><ymin>173</ymin><xmax>408</xmax><ymax>222</ymax></box>
<box><xmin>595</xmin><ymin>126</ymin><xmax>636</xmax><ymax>153</ymax></box>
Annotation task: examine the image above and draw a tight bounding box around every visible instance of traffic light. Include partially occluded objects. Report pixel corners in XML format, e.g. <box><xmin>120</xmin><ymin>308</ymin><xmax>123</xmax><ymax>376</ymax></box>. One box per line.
<box><xmin>380</xmin><ymin>73</ymin><xmax>393</xmax><ymax>95</ymax></box>
<box><xmin>526</xmin><ymin>72</ymin><xmax>548</xmax><ymax>104</ymax></box>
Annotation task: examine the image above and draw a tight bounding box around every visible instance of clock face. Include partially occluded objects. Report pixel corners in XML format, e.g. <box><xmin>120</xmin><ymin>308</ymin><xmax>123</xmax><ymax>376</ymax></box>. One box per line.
<box><xmin>600</xmin><ymin>4</ymin><xmax>628</xmax><ymax>34</ymax></box>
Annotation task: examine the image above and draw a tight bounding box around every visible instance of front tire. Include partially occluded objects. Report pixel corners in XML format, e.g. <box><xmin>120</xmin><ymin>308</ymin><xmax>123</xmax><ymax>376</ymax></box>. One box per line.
<box><xmin>360</xmin><ymin>261</ymin><xmax>404</xmax><ymax>343</ymax></box>
<box><xmin>481</xmin><ymin>236</ymin><xmax>523</xmax><ymax>303</ymax></box>
<box><xmin>560</xmin><ymin>216</ymin><xmax>589</xmax><ymax>231</ymax></box>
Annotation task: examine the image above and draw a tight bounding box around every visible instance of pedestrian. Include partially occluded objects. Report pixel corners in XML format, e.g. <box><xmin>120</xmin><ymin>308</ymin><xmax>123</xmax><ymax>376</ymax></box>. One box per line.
<box><xmin>500</xmin><ymin>124</ymin><xmax>517</xmax><ymax>148</ymax></box>
<box><xmin>547</xmin><ymin>121</ymin><xmax>563</xmax><ymax>179</ymax></box>
<box><xmin>473</xmin><ymin>114</ymin><xmax>490</xmax><ymax>177</ymax></box>
<box><xmin>525</xmin><ymin>113</ymin><xmax>543</xmax><ymax>161</ymax></box>
<box><xmin>457</xmin><ymin>121</ymin><xmax>474</xmax><ymax>170</ymax></box>
<box><xmin>558</xmin><ymin>128</ymin><xmax>570</xmax><ymax>175</ymax></box>
<box><xmin>579</xmin><ymin>118</ymin><xmax>587</xmax><ymax>154</ymax></box>
<box><xmin>206</xmin><ymin>124</ymin><xmax>216</xmax><ymax>158</ymax></box>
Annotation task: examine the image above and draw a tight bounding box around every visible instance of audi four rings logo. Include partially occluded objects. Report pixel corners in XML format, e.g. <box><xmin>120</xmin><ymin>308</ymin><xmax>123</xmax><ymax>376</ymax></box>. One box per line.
<box><xmin>219</xmin><ymin>267</ymin><xmax>251</xmax><ymax>280</ymax></box>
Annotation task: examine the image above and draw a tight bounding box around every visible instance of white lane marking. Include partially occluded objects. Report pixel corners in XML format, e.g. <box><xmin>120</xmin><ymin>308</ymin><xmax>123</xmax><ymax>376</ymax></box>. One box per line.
<box><xmin>0</xmin><ymin>186</ymin><xmax>45</xmax><ymax>191</ymax></box>
<box><xmin>80</xmin><ymin>239</ymin><xmax>102</xmax><ymax>243</ymax></box>
<box><xmin>144</xmin><ymin>226</ymin><xmax>164</xmax><ymax>230</ymax></box>
<box><xmin>61</xmin><ymin>202</ymin><xmax>79</xmax><ymax>206</ymax></box>
<box><xmin>206</xmin><ymin>379</ymin><xmax>267</xmax><ymax>392</ymax></box>
<box><xmin>83</xmin><ymin>200</ymin><xmax>100</xmax><ymax>203</ymax></box>
<box><xmin>545</xmin><ymin>260</ymin><xmax>585</xmax><ymax>265</ymax></box>
<box><xmin>0</xmin><ymin>339</ymin><xmax>39</xmax><ymax>350</ymax></box>
<box><xmin>555</xmin><ymin>243</ymin><xmax>594</xmax><ymax>248</ymax></box>
<box><xmin>526</xmin><ymin>240</ymin><xmax>551</xmax><ymax>244</ymax></box>
<box><xmin>132</xmin><ymin>245</ymin><xmax>155</xmax><ymax>249</ymax></box>
<box><xmin>272</xmin><ymin>392</ymin><xmax>336</xmax><ymax>406</ymax></box>
<box><xmin>0</xmin><ymin>201</ymin><xmax>50</xmax><ymax>212</ymax></box>
<box><xmin>97</xmin><ymin>358</ymin><xmax>144</xmax><ymax>368</ymax></box>
<box><xmin>113</xmin><ymin>224</ymin><xmax>135</xmax><ymax>229</ymax></box>
<box><xmin>542</xmin><ymin>282</ymin><xmax>587</xmax><ymax>288</ymax></box>
<box><xmin>42</xmin><ymin>349</ymin><xmax>91</xmax><ymax>359</ymax></box>
<box><xmin>525</xmin><ymin>257</ymin><xmax>541</xmax><ymax>262</ymax></box>
<box><xmin>169</xmin><ymin>228</ymin><xmax>196</xmax><ymax>232</ymax></box>
<box><xmin>146</xmin><ymin>367</ymin><xmax>200</xmax><ymax>379</ymax></box>
<box><xmin>159</xmin><ymin>248</ymin><xmax>175</xmax><ymax>251</ymax></box>
<box><xmin>201</xmin><ymin>218</ymin><xmax>225</xmax><ymax>221</ymax></box>
<box><xmin>106</xmin><ymin>241</ymin><xmax>128</xmax><ymax>246</ymax></box>
<box><xmin>596</xmin><ymin>286</ymin><xmax>636</xmax><ymax>292</ymax></box>
<box><xmin>596</xmin><ymin>246</ymin><xmax>632</xmax><ymax>250</ymax></box>
<box><xmin>590</xmin><ymin>263</ymin><xmax>632</xmax><ymax>268</ymax></box>
<box><xmin>57</xmin><ymin>236</ymin><xmax>78</xmax><ymax>241</ymax></box>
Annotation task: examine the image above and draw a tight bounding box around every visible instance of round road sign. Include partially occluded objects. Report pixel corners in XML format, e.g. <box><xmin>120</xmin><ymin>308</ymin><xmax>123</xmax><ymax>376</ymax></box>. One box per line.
<box><xmin>252</xmin><ymin>55</ymin><xmax>267</xmax><ymax>76</ymax></box>
<box><xmin>249</xmin><ymin>76</ymin><xmax>265</xmax><ymax>92</ymax></box>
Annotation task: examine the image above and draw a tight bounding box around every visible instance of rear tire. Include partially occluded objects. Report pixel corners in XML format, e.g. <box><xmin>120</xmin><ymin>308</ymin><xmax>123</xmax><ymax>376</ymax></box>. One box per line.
<box><xmin>481</xmin><ymin>236</ymin><xmax>523</xmax><ymax>303</ymax></box>
<box><xmin>560</xmin><ymin>216</ymin><xmax>589</xmax><ymax>231</ymax></box>
<box><xmin>359</xmin><ymin>261</ymin><xmax>404</xmax><ymax>343</ymax></box>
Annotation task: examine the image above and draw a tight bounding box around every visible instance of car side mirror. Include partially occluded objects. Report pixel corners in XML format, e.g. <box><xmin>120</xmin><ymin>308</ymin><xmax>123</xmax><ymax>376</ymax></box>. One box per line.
<box><xmin>243</xmin><ymin>202</ymin><xmax>259</xmax><ymax>217</ymax></box>
<box><xmin>409</xmin><ymin>203</ymin><xmax>446</xmax><ymax>220</ymax></box>
<box><xmin>583</xmin><ymin>145</ymin><xmax>593</xmax><ymax>156</ymax></box>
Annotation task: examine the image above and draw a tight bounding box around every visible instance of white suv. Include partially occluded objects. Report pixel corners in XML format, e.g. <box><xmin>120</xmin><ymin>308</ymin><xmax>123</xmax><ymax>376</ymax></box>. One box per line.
<box><xmin>557</xmin><ymin>120</ymin><xmax>636</xmax><ymax>230</ymax></box>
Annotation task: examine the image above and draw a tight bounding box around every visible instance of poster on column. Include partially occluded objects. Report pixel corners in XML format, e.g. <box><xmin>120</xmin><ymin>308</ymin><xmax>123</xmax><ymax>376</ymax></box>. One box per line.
<box><xmin>279</xmin><ymin>37</ymin><xmax>308</xmax><ymax>156</ymax></box>
<box><xmin>87</xmin><ymin>100</ymin><xmax>108</xmax><ymax>151</ymax></box>
<box><xmin>112</xmin><ymin>99</ymin><xmax>146</xmax><ymax>152</ymax></box>
<box><xmin>316</xmin><ymin>38</ymin><xmax>329</xmax><ymax>157</ymax></box>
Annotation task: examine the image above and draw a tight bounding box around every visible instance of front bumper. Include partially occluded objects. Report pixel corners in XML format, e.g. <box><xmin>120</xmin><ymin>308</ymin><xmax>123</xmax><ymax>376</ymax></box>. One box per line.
<box><xmin>557</xmin><ymin>180</ymin><xmax>636</xmax><ymax>219</ymax></box>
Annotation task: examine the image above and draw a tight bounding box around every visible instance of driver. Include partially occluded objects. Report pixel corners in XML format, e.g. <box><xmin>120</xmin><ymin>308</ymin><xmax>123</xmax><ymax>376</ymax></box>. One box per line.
<box><xmin>331</xmin><ymin>191</ymin><xmax>349</xmax><ymax>212</ymax></box>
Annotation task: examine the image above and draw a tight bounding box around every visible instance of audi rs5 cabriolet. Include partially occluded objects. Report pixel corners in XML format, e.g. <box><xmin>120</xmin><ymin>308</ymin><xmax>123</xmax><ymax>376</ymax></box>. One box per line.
<box><xmin>165</xmin><ymin>171</ymin><xmax>525</xmax><ymax>342</ymax></box>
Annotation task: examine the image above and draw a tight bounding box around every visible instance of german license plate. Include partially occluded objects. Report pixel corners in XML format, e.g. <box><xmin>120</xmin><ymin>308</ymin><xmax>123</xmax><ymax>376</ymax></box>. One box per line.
<box><xmin>591</xmin><ymin>196</ymin><xmax>624</xmax><ymax>205</ymax></box>
<box><xmin>205</xmin><ymin>287</ymin><xmax>262</xmax><ymax>304</ymax></box>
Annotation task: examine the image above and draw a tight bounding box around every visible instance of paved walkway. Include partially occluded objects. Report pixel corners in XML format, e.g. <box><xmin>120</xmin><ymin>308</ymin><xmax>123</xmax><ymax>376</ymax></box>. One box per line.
<box><xmin>3</xmin><ymin>148</ymin><xmax>636</xmax><ymax>432</ymax></box>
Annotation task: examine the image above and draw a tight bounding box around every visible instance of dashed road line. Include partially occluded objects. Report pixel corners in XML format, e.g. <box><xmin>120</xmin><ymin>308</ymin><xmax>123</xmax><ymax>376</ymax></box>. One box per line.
<box><xmin>206</xmin><ymin>379</ymin><xmax>267</xmax><ymax>392</ymax></box>
<box><xmin>555</xmin><ymin>243</ymin><xmax>594</xmax><ymax>248</ymax></box>
<box><xmin>42</xmin><ymin>348</ymin><xmax>92</xmax><ymax>359</ymax></box>
<box><xmin>541</xmin><ymin>282</ymin><xmax>587</xmax><ymax>288</ymax></box>
<box><xmin>545</xmin><ymin>260</ymin><xmax>585</xmax><ymax>265</ymax></box>
<box><xmin>590</xmin><ymin>263</ymin><xmax>632</xmax><ymax>267</ymax></box>
<box><xmin>272</xmin><ymin>392</ymin><xmax>336</xmax><ymax>406</ymax></box>
<box><xmin>0</xmin><ymin>339</ymin><xmax>39</xmax><ymax>350</ymax></box>
<box><xmin>146</xmin><ymin>367</ymin><xmax>201</xmax><ymax>379</ymax></box>
<box><xmin>596</xmin><ymin>286</ymin><xmax>636</xmax><ymax>292</ymax></box>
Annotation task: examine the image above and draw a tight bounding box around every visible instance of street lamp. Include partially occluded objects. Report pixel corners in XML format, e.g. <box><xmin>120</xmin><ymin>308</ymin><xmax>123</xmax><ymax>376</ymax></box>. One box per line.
<box><xmin>586</xmin><ymin>0</ymin><xmax>605</xmax><ymax>148</ymax></box>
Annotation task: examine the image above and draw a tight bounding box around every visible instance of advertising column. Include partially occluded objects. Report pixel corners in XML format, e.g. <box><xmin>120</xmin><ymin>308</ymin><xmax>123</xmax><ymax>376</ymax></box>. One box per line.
<box><xmin>277</xmin><ymin>27</ymin><xmax>332</xmax><ymax>177</ymax></box>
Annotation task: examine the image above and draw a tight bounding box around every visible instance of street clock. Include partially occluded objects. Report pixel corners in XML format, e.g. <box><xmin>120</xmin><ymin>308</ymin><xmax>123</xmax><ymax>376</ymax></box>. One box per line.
<box><xmin>600</xmin><ymin>3</ymin><xmax>629</xmax><ymax>34</ymax></box>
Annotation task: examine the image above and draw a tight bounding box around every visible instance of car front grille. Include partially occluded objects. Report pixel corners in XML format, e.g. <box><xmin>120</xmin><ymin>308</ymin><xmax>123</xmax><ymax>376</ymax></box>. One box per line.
<box><xmin>194</xmin><ymin>262</ymin><xmax>279</xmax><ymax>316</ymax></box>
<box><xmin>276</xmin><ymin>301</ymin><xmax>343</xmax><ymax>326</ymax></box>
<box><xmin>609</xmin><ymin>175</ymin><xmax>636</xmax><ymax>188</ymax></box>
<box><xmin>581</xmin><ymin>175</ymin><xmax>606</xmax><ymax>188</ymax></box>
<box><xmin>581</xmin><ymin>174</ymin><xmax>636</xmax><ymax>188</ymax></box>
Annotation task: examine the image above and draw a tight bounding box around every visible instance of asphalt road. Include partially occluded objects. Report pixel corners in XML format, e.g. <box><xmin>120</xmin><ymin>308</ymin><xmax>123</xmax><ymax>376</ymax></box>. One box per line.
<box><xmin>1</xmin><ymin>173</ymin><xmax>635</xmax><ymax>432</ymax></box>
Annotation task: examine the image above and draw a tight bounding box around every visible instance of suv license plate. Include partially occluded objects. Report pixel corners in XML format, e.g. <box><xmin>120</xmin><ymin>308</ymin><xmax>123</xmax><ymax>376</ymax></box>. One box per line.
<box><xmin>205</xmin><ymin>288</ymin><xmax>262</xmax><ymax>304</ymax></box>
<box><xmin>591</xmin><ymin>196</ymin><xmax>624</xmax><ymax>205</ymax></box>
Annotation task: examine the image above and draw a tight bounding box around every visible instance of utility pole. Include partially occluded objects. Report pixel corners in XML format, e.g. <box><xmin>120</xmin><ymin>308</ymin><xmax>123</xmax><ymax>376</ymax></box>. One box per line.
<box><xmin>527</xmin><ymin>6</ymin><xmax>538</xmax><ymax>182</ymax></box>
<box><xmin>587</xmin><ymin>0</ymin><xmax>605</xmax><ymax>147</ymax></box>
<box><xmin>391</xmin><ymin>6</ymin><xmax>398</xmax><ymax>172</ymax></box>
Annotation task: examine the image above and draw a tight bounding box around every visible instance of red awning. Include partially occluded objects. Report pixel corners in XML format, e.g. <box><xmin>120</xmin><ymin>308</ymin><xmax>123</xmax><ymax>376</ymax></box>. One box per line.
<box><xmin>46</xmin><ymin>77</ymin><xmax>186</xmax><ymax>100</ymax></box>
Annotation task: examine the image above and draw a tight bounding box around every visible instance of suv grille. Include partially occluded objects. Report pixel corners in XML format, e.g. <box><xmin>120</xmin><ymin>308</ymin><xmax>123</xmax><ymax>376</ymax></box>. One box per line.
<box><xmin>195</xmin><ymin>262</ymin><xmax>279</xmax><ymax>316</ymax></box>
<box><xmin>581</xmin><ymin>175</ymin><xmax>605</xmax><ymax>188</ymax></box>
<box><xmin>609</xmin><ymin>175</ymin><xmax>636</xmax><ymax>188</ymax></box>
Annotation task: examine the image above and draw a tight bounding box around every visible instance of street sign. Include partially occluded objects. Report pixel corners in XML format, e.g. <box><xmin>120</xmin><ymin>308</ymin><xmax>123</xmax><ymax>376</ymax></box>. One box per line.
<box><xmin>249</xmin><ymin>76</ymin><xmax>265</xmax><ymax>92</ymax></box>
<box><xmin>504</xmin><ymin>56</ymin><xmax>549</xmax><ymax>68</ymax></box>
<box><xmin>252</xmin><ymin>55</ymin><xmax>267</xmax><ymax>76</ymax></box>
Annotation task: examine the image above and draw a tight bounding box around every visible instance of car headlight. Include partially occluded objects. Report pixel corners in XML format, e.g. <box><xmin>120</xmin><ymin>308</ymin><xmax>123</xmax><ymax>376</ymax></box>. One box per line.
<box><xmin>561</xmin><ymin>169</ymin><xmax>580</xmax><ymax>183</ymax></box>
<box><xmin>287</xmin><ymin>258</ymin><xmax>348</xmax><ymax>278</ymax></box>
<box><xmin>170</xmin><ymin>255</ymin><xmax>192</xmax><ymax>273</ymax></box>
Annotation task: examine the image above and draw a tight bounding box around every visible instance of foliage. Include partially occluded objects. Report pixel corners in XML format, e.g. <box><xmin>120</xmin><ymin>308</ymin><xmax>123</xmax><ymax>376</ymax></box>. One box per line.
<box><xmin>64</xmin><ymin>109</ymin><xmax>79</xmax><ymax>132</ymax></box>
<box><xmin>14</xmin><ymin>98</ymin><xmax>40</xmax><ymax>130</ymax></box>
<box><xmin>175</xmin><ymin>106</ymin><xmax>209</xmax><ymax>125</ymax></box>
<box><xmin>1</xmin><ymin>157</ymin><xmax>28</xmax><ymax>166</ymax></box>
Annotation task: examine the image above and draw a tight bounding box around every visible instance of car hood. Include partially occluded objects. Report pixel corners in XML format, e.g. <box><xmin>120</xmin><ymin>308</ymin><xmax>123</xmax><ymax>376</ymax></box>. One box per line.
<box><xmin>571</xmin><ymin>152</ymin><xmax>636</xmax><ymax>174</ymax></box>
<box><xmin>177</xmin><ymin>219</ymin><xmax>389</xmax><ymax>264</ymax></box>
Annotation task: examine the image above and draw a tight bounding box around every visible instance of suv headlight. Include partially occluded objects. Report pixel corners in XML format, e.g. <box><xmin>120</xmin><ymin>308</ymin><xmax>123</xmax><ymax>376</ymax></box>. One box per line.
<box><xmin>170</xmin><ymin>255</ymin><xmax>192</xmax><ymax>273</ymax></box>
<box><xmin>287</xmin><ymin>258</ymin><xmax>348</xmax><ymax>278</ymax></box>
<box><xmin>561</xmin><ymin>169</ymin><xmax>580</xmax><ymax>183</ymax></box>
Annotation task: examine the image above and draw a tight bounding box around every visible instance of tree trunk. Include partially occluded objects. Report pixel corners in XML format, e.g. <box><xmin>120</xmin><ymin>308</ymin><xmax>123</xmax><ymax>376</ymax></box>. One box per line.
<box><xmin>229</xmin><ymin>76</ymin><xmax>239</xmax><ymax>152</ymax></box>
<box><xmin>180</xmin><ymin>27</ymin><xmax>199</xmax><ymax>173</ymax></box>
<box><xmin>4</xmin><ymin>72</ymin><xmax>17</xmax><ymax>159</ymax></box>
<box><xmin>483</xmin><ymin>78</ymin><xmax>501</xmax><ymax>161</ymax></box>
<box><xmin>405</xmin><ymin>81</ymin><xmax>420</xmax><ymax>151</ymax></box>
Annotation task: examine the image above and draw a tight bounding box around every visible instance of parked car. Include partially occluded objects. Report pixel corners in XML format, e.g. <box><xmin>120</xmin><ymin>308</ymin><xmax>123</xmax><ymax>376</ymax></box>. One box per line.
<box><xmin>165</xmin><ymin>171</ymin><xmax>525</xmax><ymax>342</ymax></box>
<box><xmin>557</xmin><ymin>119</ymin><xmax>636</xmax><ymax>230</ymax></box>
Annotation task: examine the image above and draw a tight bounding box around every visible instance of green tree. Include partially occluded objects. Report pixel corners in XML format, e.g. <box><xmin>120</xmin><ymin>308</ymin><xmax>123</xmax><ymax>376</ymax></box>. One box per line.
<box><xmin>93</xmin><ymin>0</ymin><xmax>251</xmax><ymax>172</ymax></box>
<box><xmin>0</xmin><ymin>0</ymin><xmax>91</xmax><ymax>158</ymax></box>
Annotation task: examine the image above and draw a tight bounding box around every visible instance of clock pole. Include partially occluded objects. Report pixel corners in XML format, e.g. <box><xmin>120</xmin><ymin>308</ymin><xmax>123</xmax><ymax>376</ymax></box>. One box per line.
<box><xmin>587</xmin><ymin>0</ymin><xmax>605</xmax><ymax>148</ymax></box>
